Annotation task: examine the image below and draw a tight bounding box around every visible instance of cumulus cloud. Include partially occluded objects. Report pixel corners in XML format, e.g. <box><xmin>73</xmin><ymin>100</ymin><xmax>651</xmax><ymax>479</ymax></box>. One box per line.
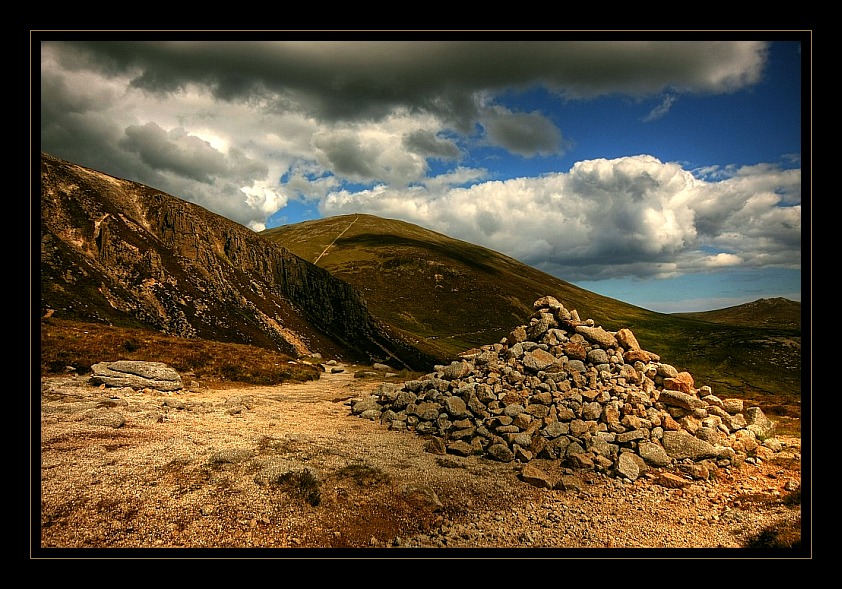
<box><xmin>38</xmin><ymin>38</ymin><xmax>798</xmax><ymax>286</ymax></box>
<box><xmin>281</xmin><ymin>161</ymin><xmax>342</xmax><ymax>201</ymax></box>
<box><xmin>322</xmin><ymin>155</ymin><xmax>801</xmax><ymax>282</ymax></box>
<box><xmin>704</xmin><ymin>253</ymin><xmax>744</xmax><ymax>267</ymax></box>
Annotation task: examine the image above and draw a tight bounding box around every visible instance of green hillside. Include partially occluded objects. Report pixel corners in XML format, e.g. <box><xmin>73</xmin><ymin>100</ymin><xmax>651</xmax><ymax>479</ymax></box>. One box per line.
<box><xmin>675</xmin><ymin>297</ymin><xmax>802</xmax><ymax>330</ymax></box>
<box><xmin>262</xmin><ymin>214</ymin><xmax>802</xmax><ymax>403</ymax></box>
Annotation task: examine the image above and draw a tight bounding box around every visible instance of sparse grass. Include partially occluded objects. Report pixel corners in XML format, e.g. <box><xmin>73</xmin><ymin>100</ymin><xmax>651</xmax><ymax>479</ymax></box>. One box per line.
<box><xmin>735</xmin><ymin>486</ymin><xmax>803</xmax><ymax>550</ymax></box>
<box><xmin>743</xmin><ymin>516</ymin><xmax>802</xmax><ymax>549</ymax></box>
<box><xmin>733</xmin><ymin>488</ymin><xmax>802</xmax><ymax>509</ymax></box>
<box><xmin>336</xmin><ymin>463</ymin><xmax>391</xmax><ymax>486</ymax></box>
<box><xmin>273</xmin><ymin>469</ymin><xmax>322</xmax><ymax>506</ymax></box>
<box><xmin>39</xmin><ymin>317</ymin><xmax>321</xmax><ymax>386</ymax></box>
<box><xmin>768</xmin><ymin>416</ymin><xmax>802</xmax><ymax>438</ymax></box>
<box><xmin>675</xmin><ymin>298</ymin><xmax>802</xmax><ymax>330</ymax></box>
<box><xmin>436</xmin><ymin>457</ymin><xmax>468</xmax><ymax>469</ymax></box>
<box><xmin>782</xmin><ymin>487</ymin><xmax>802</xmax><ymax>507</ymax></box>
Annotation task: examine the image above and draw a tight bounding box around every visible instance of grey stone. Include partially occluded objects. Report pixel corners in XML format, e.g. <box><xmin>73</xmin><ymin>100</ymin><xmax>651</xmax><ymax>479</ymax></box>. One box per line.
<box><xmin>661</xmin><ymin>430</ymin><xmax>720</xmax><ymax>460</ymax></box>
<box><xmin>85</xmin><ymin>409</ymin><xmax>125</xmax><ymax>428</ymax></box>
<box><xmin>520</xmin><ymin>464</ymin><xmax>553</xmax><ymax>489</ymax></box>
<box><xmin>615</xmin><ymin>452</ymin><xmax>640</xmax><ymax>481</ymax></box>
<box><xmin>745</xmin><ymin>406</ymin><xmax>777</xmax><ymax>441</ymax></box>
<box><xmin>637</xmin><ymin>441</ymin><xmax>672</xmax><ymax>467</ymax></box>
<box><xmin>442</xmin><ymin>361</ymin><xmax>472</xmax><ymax>380</ymax></box>
<box><xmin>443</xmin><ymin>395</ymin><xmax>470</xmax><ymax>418</ymax></box>
<box><xmin>446</xmin><ymin>440</ymin><xmax>475</xmax><ymax>456</ymax></box>
<box><xmin>90</xmin><ymin>360</ymin><xmax>183</xmax><ymax>391</ymax></box>
<box><xmin>400</xmin><ymin>484</ymin><xmax>443</xmax><ymax>512</ymax></box>
<box><xmin>522</xmin><ymin>349</ymin><xmax>557</xmax><ymax>372</ymax></box>
<box><xmin>486</xmin><ymin>443</ymin><xmax>515</xmax><ymax>462</ymax></box>
<box><xmin>351</xmin><ymin>396</ymin><xmax>382</xmax><ymax>415</ymax></box>
<box><xmin>659</xmin><ymin>389</ymin><xmax>707</xmax><ymax>410</ymax></box>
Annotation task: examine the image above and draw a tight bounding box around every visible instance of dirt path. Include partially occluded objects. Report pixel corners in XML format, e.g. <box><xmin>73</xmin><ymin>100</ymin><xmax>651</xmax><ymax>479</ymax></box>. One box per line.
<box><xmin>313</xmin><ymin>215</ymin><xmax>358</xmax><ymax>265</ymax></box>
<box><xmin>36</xmin><ymin>366</ymin><xmax>804</xmax><ymax>555</ymax></box>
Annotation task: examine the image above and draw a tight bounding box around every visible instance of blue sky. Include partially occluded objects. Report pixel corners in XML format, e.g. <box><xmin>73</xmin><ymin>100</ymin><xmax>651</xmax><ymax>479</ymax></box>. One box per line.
<box><xmin>38</xmin><ymin>36</ymin><xmax>806</xmax><ymax>313</ymax></box>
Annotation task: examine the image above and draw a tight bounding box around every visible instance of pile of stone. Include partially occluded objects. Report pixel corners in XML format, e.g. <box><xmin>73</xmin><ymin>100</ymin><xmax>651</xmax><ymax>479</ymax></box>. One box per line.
<box><xmin>351</xmin><ymin>296</ymin><xmax>787</xmax><ymax>484</ymax></box>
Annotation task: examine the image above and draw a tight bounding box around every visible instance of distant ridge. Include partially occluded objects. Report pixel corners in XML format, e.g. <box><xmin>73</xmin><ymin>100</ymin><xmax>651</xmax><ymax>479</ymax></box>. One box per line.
<box><xmin>674</xmin><ymin>298</ymin><xmax>801</xmax><ymax>331</ymax></box>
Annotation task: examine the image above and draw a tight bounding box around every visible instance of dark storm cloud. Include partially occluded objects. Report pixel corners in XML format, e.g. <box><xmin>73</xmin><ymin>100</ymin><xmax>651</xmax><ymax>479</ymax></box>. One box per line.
<box><xmin>43</xmin><ymin>40</ymin><xmax>770</xmax><ymax>128</ymax></box>
<box><xmin>403</xmin><ymin>130</ymin><xmax>462</xmax><ymax>160</ymax></box>
<box><xmin>119</xmin><ymin>122</ymin><xmax>229</xmax><ymax>184</ymax></box>
<box><xmin>311</xmin><ymin>133</ymin><xmax>378</xmax><ymax>179</ymax></box>
<box><xmin>480</xmin><ymin>107</ymin><xmax>566</xmax><ymax>157</ymax></box>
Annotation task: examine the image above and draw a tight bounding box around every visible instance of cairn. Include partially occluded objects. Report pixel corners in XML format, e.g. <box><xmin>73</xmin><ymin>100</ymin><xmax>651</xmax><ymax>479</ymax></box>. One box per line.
<box><xmin>351</xmin><ymin>296</ymin><xmax>786</xmax><ymax>484</ymax></box>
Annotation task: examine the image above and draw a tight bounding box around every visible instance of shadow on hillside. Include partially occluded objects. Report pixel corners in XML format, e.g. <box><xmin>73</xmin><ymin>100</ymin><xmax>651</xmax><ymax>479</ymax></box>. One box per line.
<box><xmin>337</xmin><ymin>233</ymin><xmax>501</xmax><ymax>274</ymax></box>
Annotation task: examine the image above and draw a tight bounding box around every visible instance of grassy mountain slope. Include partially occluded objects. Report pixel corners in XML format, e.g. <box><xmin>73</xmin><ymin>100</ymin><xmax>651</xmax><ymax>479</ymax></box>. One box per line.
<box><xmin>674</xmin><ymin>298</ymin><xmax>802</xmax><ymax>330</ymax></box>
<box><xmin>262</xmin><ymin>214</ymin><xmax>803</xmax><ymax>403</ymax></box>
<box><xmin>262</xmin><ymin>214</ymin><xmax>643</xmax><ymax>356</ymax></box>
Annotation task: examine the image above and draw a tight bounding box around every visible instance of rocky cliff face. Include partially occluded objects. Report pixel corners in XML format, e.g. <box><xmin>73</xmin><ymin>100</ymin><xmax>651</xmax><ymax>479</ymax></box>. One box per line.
<box><xmin>39</xmin><ymin>152</ymin><xmax>433</xmax><ymax>369</ymax></box>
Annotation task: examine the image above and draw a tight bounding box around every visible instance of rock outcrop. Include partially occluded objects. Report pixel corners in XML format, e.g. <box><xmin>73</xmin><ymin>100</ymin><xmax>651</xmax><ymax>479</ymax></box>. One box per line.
<box><xmin>40</xmin><ymin>152</ymin><xmax>434</xmax><ymax>370</ymax></box>
<box><xmin>351</xmin><ymin>296</ymin><xmax>786</xmax><ymax>484</ymax></box>
<box><xmin>90</xmin><ymin>360</ymin><xmax>184</xmax><ymax>391</ymax></box>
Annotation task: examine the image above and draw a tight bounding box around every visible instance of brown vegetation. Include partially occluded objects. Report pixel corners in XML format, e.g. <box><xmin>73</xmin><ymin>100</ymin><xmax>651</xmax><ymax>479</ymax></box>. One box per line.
<box><xmin>39</xmin><ymin>317</ymin><xmax>321</xmax><ymax>386</ymax></box>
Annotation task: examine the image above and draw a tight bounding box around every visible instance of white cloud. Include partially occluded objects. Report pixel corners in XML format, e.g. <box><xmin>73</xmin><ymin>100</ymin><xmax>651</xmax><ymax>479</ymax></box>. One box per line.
<box><xmin>240</xmin><ymin>182</ymin><xmax>288</xmax><ymax>231</ymax></box>
<box><xmin>309</xmin><ymin>112</ymin><xmax>457</xmax><ymax>186</ymax></box>
<box><xmin>704</xmin><ymin>253</ymin><xmax>744</xmax><ymax>267</ymax></box>
<box><xmin>322</xmin><ymin>155</ymin><xmax>801</xmax><ymax>282</ymax></box>
<box><xmin>281</xmin><ymin>161</ymin><xmax>342</xmax><ymax>201</ymax></box>
<box><xmin>39</xmin><ymin>39</ymin><xmax>799</xmax><ymax>289</ymax></box>
<box><xmin>421</xmin><ymin>167</ymin><xmax>489</xmax><ymax>190</ymax></box>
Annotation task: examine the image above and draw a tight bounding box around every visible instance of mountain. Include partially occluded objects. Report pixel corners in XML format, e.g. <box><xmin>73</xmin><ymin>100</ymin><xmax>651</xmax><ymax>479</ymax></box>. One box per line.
<box><xmin>262</xmin><ymin>214</ymin><xmax>803</xmax><ymax>401</ymax></box>
<box><xmin>38</xmin><ymin>153</ymin><xmax>434</xmax><ymax>370</ymax></box>
<box><xmin>261</xmin><ymin>214</ymin><xmax>650</xmax><ymax>360</ymax></box>
<box><xmin>37</xmin><ymin>152</ymin><xmax>802</xmax><ymax>402</ymax></box>
<box><xmin>674</xmin><ymin>298</ymin><xmax>802</xmax><ymax>331</ymax></box>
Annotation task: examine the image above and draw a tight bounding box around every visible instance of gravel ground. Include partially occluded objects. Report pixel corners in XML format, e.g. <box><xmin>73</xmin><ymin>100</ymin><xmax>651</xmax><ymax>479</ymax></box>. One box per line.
<box><xmin>35</xmin><ymin>367</ymin><xmax>807</xmax><ymax>558</ymax></box>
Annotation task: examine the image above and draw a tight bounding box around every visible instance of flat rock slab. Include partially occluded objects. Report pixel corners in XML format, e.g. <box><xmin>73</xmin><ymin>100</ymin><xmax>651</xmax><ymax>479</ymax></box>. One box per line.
<box><xmin>90</xmin><ymin>360</ymin><xmax>183</xmax><ymax>391</ymax></box>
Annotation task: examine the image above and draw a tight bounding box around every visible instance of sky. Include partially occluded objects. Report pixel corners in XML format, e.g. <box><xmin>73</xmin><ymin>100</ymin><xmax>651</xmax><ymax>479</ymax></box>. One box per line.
<box><xmin>37</xmin><ymin>34</ymin><xmax>807</xmax><ymax>313</ymax></box>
